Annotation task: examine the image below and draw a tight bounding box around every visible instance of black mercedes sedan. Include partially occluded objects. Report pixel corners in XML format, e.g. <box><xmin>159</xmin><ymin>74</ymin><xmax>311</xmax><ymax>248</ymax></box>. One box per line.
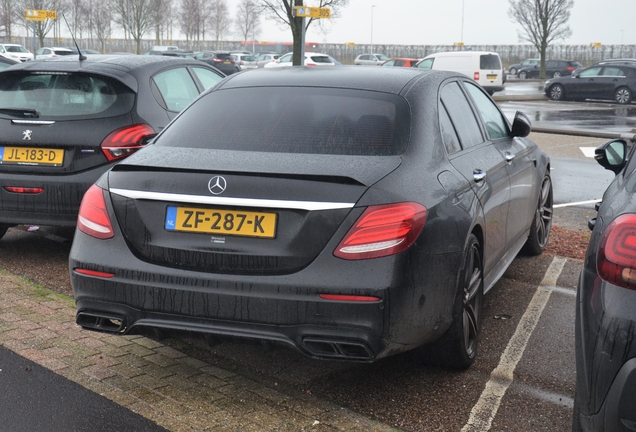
<box><xmin>69</xmin><ymin>66</ymin><xmax>552</xmax><ymax>368</ymax></box>
<box><xmin>0</xmin><ymin>55</ymin><xmax>225</xmax><ymax>240</ymax></box>
<box><xmin>574</xmin><ymin>137</ymin><xmax>636</xmax><ymax>431</ymax></box>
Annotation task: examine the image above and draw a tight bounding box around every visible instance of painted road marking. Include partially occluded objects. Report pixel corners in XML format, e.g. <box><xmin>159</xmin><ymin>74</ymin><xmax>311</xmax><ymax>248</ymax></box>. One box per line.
<box><xmin>461</xmin><ymin>256</ymin><xmax>567</xmax><ymax>432</ymax></box>
<box><xmin>580</xmin><ymin>147</ymin><xmax>596</xmax><ymax>158</ymax></box>
<box><xmin>554</xmin><ymin>199</ymin><xmax>601</xmax><ymax>208</ymax></box>
<box><xmin>513</xmin><ymin>382</ymin><xmax>574</xmax><ymax>409</ymax></box>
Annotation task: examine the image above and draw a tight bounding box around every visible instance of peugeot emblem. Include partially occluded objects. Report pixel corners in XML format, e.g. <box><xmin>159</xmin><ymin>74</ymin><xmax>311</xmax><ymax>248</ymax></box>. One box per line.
<box><xmin>208</xmin><ymin>176</ymin><xmax>227</xmax><ymax>195</ymax></box>
<box><xmin>22</xmin><ymin>130</ymin><xmax>32</xmax><ymax>141</ymax></box>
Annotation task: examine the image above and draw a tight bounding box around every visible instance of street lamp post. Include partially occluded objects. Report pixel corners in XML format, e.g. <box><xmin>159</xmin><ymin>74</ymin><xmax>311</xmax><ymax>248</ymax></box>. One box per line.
<box><xmin>370</xmin><ymin>5</ymin><xmax>376</xmax><ymax>54</ymax></box>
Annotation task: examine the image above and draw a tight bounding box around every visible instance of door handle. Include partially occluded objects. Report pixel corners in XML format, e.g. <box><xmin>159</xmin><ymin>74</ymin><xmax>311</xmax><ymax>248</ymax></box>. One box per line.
<box><xmin>473</xmin><ymin>169</ymin><xmax>486</xmax><ymax>182</ymax></box>
<box><xmin>505</xmin><ymin>152</ymin><xmax>515</xmax><ymax>162</ymax></box>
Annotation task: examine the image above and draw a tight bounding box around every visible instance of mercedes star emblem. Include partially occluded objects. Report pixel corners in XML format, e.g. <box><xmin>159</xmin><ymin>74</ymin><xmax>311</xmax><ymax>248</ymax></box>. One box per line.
<box><xmin>208</xmin><ymin>176</ymin><xmax>227</xmax><ymax>195</ymax></box>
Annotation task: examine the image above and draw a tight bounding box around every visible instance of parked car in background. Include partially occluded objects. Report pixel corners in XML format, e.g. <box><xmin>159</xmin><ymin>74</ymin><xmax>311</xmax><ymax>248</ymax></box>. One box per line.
<box><xmin>517</xmin><ymin>59</ymin><xmax>582</xmax><ymax>79</ymax></box>
<box><xmin>0</xmin><ymin>44</ymin><xmax>34</xmax><ymax>62</ymax></box>
<box><xmin>415</xmin><ymin>51</ymin><xmax>504</xmax><ymax>95</ymax></box>
<box><xmin>65</xmin><ymin>47</ymin><xmax>101</xmax><ymax>55</ymax></box>
<box><xmin>507</xmin><ymin>58</ymin><xmax>539</xmax><ymax>75</ymax></box>
<box><xmin>149</xmin><ymin>49</ymin><xmax>195</xmax><ymax>59</ymax></box>
<box><xmin>0</xmin><ymin>55</ymin><xmax>225</xmax><ymax>241</ymax></box>
<box><xmin>379</xmin><ymin>58</ymin><xmax>419</xmax><ymax>67</ymax></box>
<box><xmin>256</xmin><ymin>53</ymin><xmax>280</xmax><ymax>68</ymax></box>
<box><xmin>544</xmin><ymin>63</ymin><xmax>636</xmax><ymax>104</ymax></box>
<box><xmin>34</xmin><ymin>47</ymin><xmax>74</xmax><ymax>60</ymax></box>
<box><xmin>354</xmin><ymin>53</ymin><xmax>389</xmax><ymax>65</ymax></box>
<box><xmin>69</xmin><ymin>66</ymin><xmax>551</xmax><ymax>370</ymax></box>
<box><xmin>197</xmin><ymin>51</ymin><xmax>240</xmax><ymax>75</ymax></box>
<box><xmin>231</xmin><ymin>53</ymin><xmax>258</xmax><ymax>70</ymax></box>
<box><xmin>0</xmin><ymin>55</ymin><xmax>19</xmax><ymax>70</ymax></box>
<box><xmin>264</xmin><ymin>52</ymin><xmax>335</xmax><ymax>67</ymax></box>
<box><xmin>573</xmin><ymin>136</ymin><xmax>636</xmax><ymax>431</ymax></box>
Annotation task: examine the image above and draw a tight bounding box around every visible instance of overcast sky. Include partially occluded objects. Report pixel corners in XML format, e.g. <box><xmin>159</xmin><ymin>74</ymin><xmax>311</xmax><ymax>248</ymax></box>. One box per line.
<box><xmin>235</xmin><ymin>0</ymin><xmax>634</xmax><ymax>46</ymax></box>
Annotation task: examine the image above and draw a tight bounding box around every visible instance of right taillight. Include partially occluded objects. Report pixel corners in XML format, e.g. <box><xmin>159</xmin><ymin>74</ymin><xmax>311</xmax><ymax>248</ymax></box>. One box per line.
<box><xmin>77</xmin><ymin>185</ymin><xmax>114</xmax><ymax>239</ymax></box>
<box><xmin>334</xmin><ymin>202</ymin><xmax>427</xmax><ymax>260</ymax></box>
<box><xmin>101</xmin><ymin>124</ymin><xmax>155</xmax><ymax>162</ymax></box>
<box><xmin>597</xmin><ymin>214</ymin><xmax>636</xmax><ymax>290</ymax></box>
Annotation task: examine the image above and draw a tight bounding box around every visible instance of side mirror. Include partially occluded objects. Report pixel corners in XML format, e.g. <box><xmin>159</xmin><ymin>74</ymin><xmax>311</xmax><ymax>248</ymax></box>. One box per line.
<box><xmin>511</xmin><ymin>111</ymin><xmax>532</xmax><ymax>138</ymax></box>
<box><xmin>595</xmin><ymin>139</ymin><xmax>627</xmax><ymax>174</ymax></box>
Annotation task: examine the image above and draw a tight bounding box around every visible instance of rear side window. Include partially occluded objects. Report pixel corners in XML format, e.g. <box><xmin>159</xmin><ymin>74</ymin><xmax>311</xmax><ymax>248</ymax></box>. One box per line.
<box><xmin>480</xmin><ymin>55</ymin><xmax>501</xmax><ymax>70</ymax></box>
<box><xmin>0</xmin><ymin>72</ymin><xmax>134</xmax><ymax>118</ymax></box>
<box><xmin>153</xmin><ymin>67</ymin><xmax>200</xmax><ymax>112</ymax></box>
<box><xmin>192</xmin><ymin>67</ymin><xmax>223</xmax><ymax>89</ymax></box>
<box><xmin>416</xmin><ymin>58</ymin><xmax>434</xmax><ymax>69</ymax></box>
<box><xmin>156</xmin><ymin>87</ymin><xmax>410</xmax><ymax>156</ymax></box>
<box><xmin>310</xmin><ymin>56</ymin><xmax>331</xmax><ymax>63</ymax></box>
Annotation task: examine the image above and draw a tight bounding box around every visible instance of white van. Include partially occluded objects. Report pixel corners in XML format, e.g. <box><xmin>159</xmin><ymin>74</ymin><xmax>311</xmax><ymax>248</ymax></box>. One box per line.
<box><xmin>415</xmin><ymin>51</ymin><xmax>504</xmax><ymax>95</ymax></box>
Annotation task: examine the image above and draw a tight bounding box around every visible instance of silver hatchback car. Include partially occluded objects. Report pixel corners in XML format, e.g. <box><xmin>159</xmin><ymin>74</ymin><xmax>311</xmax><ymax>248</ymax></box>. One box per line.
<box><xmin>231</xmin><ymin>53</ymin><xmax>258</xmax><ymax>71</ymax></box>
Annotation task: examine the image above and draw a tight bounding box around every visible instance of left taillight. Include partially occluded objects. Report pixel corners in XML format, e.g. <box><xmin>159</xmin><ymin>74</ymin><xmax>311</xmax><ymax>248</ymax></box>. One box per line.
<box><xmin>77</xmin><ymin>185</ymin><xmax>114</xmax><ymax>239</ymax></box>
<box><xmin>334</xmin><ymin>202</ymin><xmax>427</xmax><ymax>260</ymax></box>
<box><xmin>474</xmin><ymin>72</ymin><xmax>480</xmax><ymax>80</ymax></box>
<box><xmin>101</xmin><ymin>124</ymin><xmax>155</xmax><ymax>162</ymax></box>
<box><xmin>597</xmin><ymin>214</ymin><xmax>636</xmax><ymax>290</ymax></box>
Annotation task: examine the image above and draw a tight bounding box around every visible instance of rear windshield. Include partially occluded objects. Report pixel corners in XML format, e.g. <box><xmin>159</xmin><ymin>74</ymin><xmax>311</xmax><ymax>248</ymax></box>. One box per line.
<box><xmin>0</xmin><ymin>72</ymin><xmax>134</xmax><ymax>119</ymax></box>
<box><xmin>7</xmin><ymin>46</ymin><xmax>29</xmax><ymax>53</ymax></box>
<box><xmin>156</xmin><ymin>87</ymin><xmax>410</xmax><ymax>156</ymax></box>
<box><xmin>310</xmin><ymin>56</ymin><xmax>332</xmax><ymax>63</ymax></box>
<box><xmin>480</xmin><ymin>55</ymin><xmax>501</xmax><ymax>70</ymax></box>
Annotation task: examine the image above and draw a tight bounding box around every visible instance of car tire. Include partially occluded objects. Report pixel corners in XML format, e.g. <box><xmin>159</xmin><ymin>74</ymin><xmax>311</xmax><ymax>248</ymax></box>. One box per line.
<box><xmin>412</xmin><ymin>234</ymin><xmax>483</xmax><ymax>369</ymax></box>
<box><xmin>549</xmin><ymin>84</ymin><xmax>565</xmax><ymax>101</ymax></box>
<box><xmin>523</xmin><ymin>173</ymin><xmax>553</xmax><ymax>255</ymax></box>
<box><xmin>553</xmin><ymin>71</ymin><xmax>562</xmax><ymax>78</ymax></box>
<box><xmin>518</xmin><ymin>71</ymin><xmax>527</xmax><ymax>80</ymax></box>
<box><xmin>509</xmin><ymin>67</ymin><xmax>517</xmax><ymax>75</ymax></box>
<box><xmin>615</xmin><ymin>87</ymin><xmax>632</xmax><ymax>104</ymax></box>
<box><xmin>572</xmin><ymin>389</ymin><xmax>584</xmax><ymax>432</ymax></box>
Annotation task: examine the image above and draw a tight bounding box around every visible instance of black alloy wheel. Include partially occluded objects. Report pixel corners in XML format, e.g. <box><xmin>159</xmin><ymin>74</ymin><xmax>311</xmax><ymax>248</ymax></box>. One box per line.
<box><xmin>549</xmin><ymin>84</ymin><xmax>565</xmax><ymax>101</ymax></box>
<box><xmin>518</xmin><ymin>71</ymin><xmax>528</xmax><ymax>80</ymax></box>
<box><xmin>615</xmin><ymin>87</ymin><xmax>632</xmax><ymax>104</ymax></box>
<box><xmin>412</xmin><ymin>234</ymin><xmax>483</xmax><ymax>369</ymax></box>
<box><xmin>523</xmin><ymin>173</ymin><xmax>553</xmax><ymax>255</ymax></box>
<box><xmin>553</xmin><ymin>71</ymin><xmax>562</xmax><ymax>78</ymax></box>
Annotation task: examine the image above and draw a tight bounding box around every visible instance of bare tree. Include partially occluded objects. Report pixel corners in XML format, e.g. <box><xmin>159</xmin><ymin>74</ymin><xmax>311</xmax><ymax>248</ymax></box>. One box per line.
<box><xmin>15</xmin><ymin>0</ymin><xmax>69</xmax><ymax>48</ymax></box>
<box><xmin>508</xmin><ymin>0</ymin><xmax>573</xmax><ymax>79</ymax></box>
<box><xmin>0</xmin><ymin>0</ymin><xmax>16</xmax><ymax>37</ymax></box>
<box><xmin>235</xmin><ymin>0</ymin><xmax>261</xmax><ymax>44</ymax></box>
<box><xmin>70</xmin><ymin>0</ymin><xmax>90</xmax><ymax>40</ymax></box>
<box><xmin>90</xmin><ymin>0</ymin><xmax>112</xmax><ymax>52</ymax></box>
<box><xmin>111</xmin><ymin>0</ymin><xmax>156</xmax><ymax>53</ymax></box>
<box><xmin>257</xmin><ymin>0</ymin><xmax>348</xmax><ymax>65</ymax></box>
<box><xmin>178</xmin><ymin>0</ymin><xmax>199</xmax><ymax>45</ymax></box>
<box><xmin>151</xmin><ymin>0</ymin><xmax>172</xmax><ymax>45</ymax></box>
<box><xmin>208</xmin><ymin>0</ymin><xmax>231</xmax><ymax>50</ymax></box>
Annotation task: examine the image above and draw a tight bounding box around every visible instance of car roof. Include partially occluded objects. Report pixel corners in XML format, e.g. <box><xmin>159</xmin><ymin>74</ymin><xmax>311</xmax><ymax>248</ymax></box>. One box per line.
<box><xmin>217</xmin><ymin>65</ymin><xmax>451</xmax><ymax>95</ymax></box>
<box><xmin>0</xmin><ymin>55</ymin><xmax>209</xmax><ymax>92</ymax></box>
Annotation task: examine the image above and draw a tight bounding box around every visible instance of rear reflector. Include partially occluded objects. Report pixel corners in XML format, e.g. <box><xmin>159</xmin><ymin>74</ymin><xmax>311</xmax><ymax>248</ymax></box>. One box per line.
<box><xmin>597</xmin><ymin>213</ymin><xmax>636</xmax><ymax>290</ymax></box>
<box><xmin>101</xmin><ymin>124</ymin><xmax>155</xmax><ymax>162</ymax></box>
<box><xmin>74</xmin><ymin>268</ymin><xmax>114</xmax><ymax>278</ymax></box>
<box><xmin>319</xmin><ymin>294</ymin><xmax>381</xmax><ymax>302</ymax></box>
<box><xmin>3</xmin><ymin>186</ymin><xmax>43</xmax><ymax>194</ymax></box>
<box><xmin>77</xmin><ymin>185</ymin><xmax>114</xmax><ymax>239</ymax></box>
<box><xmin>334</xmin><ymin>202</ymin><xmax>427</xmax><ymax>260</ymax></box>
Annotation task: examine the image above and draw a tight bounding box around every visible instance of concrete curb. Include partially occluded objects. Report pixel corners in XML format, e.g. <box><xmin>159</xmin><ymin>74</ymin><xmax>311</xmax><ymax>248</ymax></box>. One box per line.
<box><xmin>0</xmin><ymin>272</ymin><xmax>396</xmax><ymax>431</ymax></box>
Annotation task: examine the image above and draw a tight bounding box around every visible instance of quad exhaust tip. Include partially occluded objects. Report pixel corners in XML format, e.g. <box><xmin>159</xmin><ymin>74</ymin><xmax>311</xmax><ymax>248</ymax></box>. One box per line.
<box><xmin>76</xmin><ymin>312</ymin><xmax>126</xmax><ymax>334</ymax></box>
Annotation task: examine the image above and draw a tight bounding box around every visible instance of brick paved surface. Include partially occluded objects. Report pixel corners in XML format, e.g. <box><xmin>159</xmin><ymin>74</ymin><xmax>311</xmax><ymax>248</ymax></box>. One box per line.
<box><xmin>0</xmin><ymin>271</ymin><xmax>396</xmax><ymax>431</ymax></box>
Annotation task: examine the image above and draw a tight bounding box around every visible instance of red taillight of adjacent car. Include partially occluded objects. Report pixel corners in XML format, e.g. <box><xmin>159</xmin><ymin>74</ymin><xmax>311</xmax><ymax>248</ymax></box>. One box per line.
<box><xmin>334</xmin><ymin>202</ymin><xmax>427</xmax><ymax>260</ymax></box>
<box><xmin>319</xmin><ymin>294</ymin><xmax>382</xmax><ymax>302</ymax></box>
<box><xmin>567</xmin><ymin>66</ymin><xmax>575</xmax><ymax>71</ymax></box>
<box><xmin>597</xmin><ymin>214</ymin><xmax>636</xmax><ymax>290</ymax></box>
<box><xmin>74</xmin><ymin>268</ymin><xmax>115</xmax><ymax>278</ymax></box>
<box><xmin>100</xmin><ymin>124</ymin><xmax>155</xmax><ymax>162</ymax></box>
<box><xmin>3</xmin><ymin>186</ymin><xmax>44</xmax><ymax>194</ymax></box>
<box><xmin>77</xmin><ymin>184</ymin><xmax>114</xmax><ymax>239</ymax></box>
<box><xmin>474</xmin><ymin>72</ymin><xmax>480</xmax><ymax>80</ymax></box>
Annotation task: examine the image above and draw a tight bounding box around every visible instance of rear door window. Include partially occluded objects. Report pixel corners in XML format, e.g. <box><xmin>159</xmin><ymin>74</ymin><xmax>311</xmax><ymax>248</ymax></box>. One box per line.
<box><xmin>579</xmin><ymin>67</ymin><xmax>601</xmax><ymax>77</ymax></box>
<box><xmin>440</xmin><ymin>81</ymin><xmax>483</xmax><ymax>148</ymax></box>
<box><xmin>480</xmin><ymin>55</ymin><xmax>501</xmax><ymax>70</ymax></box>
<box><xmin>153</xmin><ymin>67</ymin><xmax>200</xmax><ymax>112</ymax></box>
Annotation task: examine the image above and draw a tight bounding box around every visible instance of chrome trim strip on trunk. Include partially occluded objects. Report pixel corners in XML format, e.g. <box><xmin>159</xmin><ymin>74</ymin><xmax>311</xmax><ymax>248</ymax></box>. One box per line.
<box><xmin>109</xmin><ymin>188</ymin><xmax>356</xmax><ymax>211</ymax></box>
<box><xmin>11</xmin><ymin>120</ymin><xmax>55</xmax><ymax>125</ymax></box>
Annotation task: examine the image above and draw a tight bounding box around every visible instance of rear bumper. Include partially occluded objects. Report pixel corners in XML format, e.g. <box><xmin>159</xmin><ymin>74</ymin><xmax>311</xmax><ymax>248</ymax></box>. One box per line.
<box><xmin>70</xmin><ymin>229</ymin><xmax>463</xmax><ymax>361</ymax></box>
<box><xmin>0</xmin><ymin>165</ymin><xmax>112</xmax><ymax>227</ymax></box>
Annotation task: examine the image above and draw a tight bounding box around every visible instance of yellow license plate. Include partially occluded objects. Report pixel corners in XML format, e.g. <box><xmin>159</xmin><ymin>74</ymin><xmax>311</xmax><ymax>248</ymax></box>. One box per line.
<box><xmin>1</xmin><ymin>146</ymin><xmax>64</xmax><ymax>165</ymax></box>
<box><xmin>165</xmin><ymin>206</ymin><xmax>277</xmax><ymax>238</ymax></box>
<box><xmin>487</xmin><ymin>74</ymin><xmax>497</xmax><ymax>80</ymax></box>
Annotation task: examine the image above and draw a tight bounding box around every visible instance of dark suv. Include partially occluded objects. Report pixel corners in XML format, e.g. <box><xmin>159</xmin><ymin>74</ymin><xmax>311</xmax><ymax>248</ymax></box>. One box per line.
<box><xmin>196</xmin><ymin>51</ymin><xmax>240</xmax><ymax>75</ymax></box>
<box><xmin>517</xmin><ymin>60</ymin><xmax>582</xmax><ymax>79</ymax></box>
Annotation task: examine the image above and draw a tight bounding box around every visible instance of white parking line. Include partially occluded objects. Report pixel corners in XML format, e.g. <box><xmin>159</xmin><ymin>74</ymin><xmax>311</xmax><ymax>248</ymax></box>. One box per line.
<box><xmin>554</xmin><ymin>199</ymin><xmax>601</xmax><ymax>208</ymax></box>
<box><xmin>461</xmin><ymin>256</ymin><xmax>567</xmax><ymax>432</ymax></box>
<box><xmin>513</xmin><ymin>382</ymin><xmax>574</xmax><ymax>409</ymax></box>
<box><xmin>579</xmin><ymin>147</ymin><xmax>596</xmax><ymax>158</ymax></box>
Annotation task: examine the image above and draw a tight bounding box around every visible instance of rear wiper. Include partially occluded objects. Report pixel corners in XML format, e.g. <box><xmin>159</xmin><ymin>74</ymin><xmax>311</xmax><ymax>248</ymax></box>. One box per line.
<box><xmin>0</xmin><ymin>108</ymin><xmax>40</xmax><ymax>118</ymax></box>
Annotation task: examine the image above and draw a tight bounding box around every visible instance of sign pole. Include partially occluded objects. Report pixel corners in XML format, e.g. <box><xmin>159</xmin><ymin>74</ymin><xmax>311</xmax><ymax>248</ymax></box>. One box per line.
<box><xmin>300</xmin><ymin>16</ymin><xmax>306</xmax><ymax>66</ymax></box>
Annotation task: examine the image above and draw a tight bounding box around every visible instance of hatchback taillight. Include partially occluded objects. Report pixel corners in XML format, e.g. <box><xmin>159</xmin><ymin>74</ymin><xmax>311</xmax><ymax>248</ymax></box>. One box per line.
<box><xmin>77</xmin><ymin>185</ymin><xmax>114</xmax><ymax>239</ymax></box>
<box><xmin>101</xmin><ymin>124</ymin><xmax>155</xmax><ymax>162</ymax></box>
<box><xmin>597</xmin><ymin>214</ymin><xmax>636</xmax><ymax>290</ymax></box>
<box><xmin>334</xmin><ymin>202</ymin><xmax>427</xmax><ymax>260</ymax></box>
<box><xmin>567</xmin><ymin>67</ymin><xmax>574</xmax><ymax>71</ymax></box>
<box><xmin>474</xmin><ymin>72</ymin><xmax>480</xmax><ymax>80</ymax></box>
